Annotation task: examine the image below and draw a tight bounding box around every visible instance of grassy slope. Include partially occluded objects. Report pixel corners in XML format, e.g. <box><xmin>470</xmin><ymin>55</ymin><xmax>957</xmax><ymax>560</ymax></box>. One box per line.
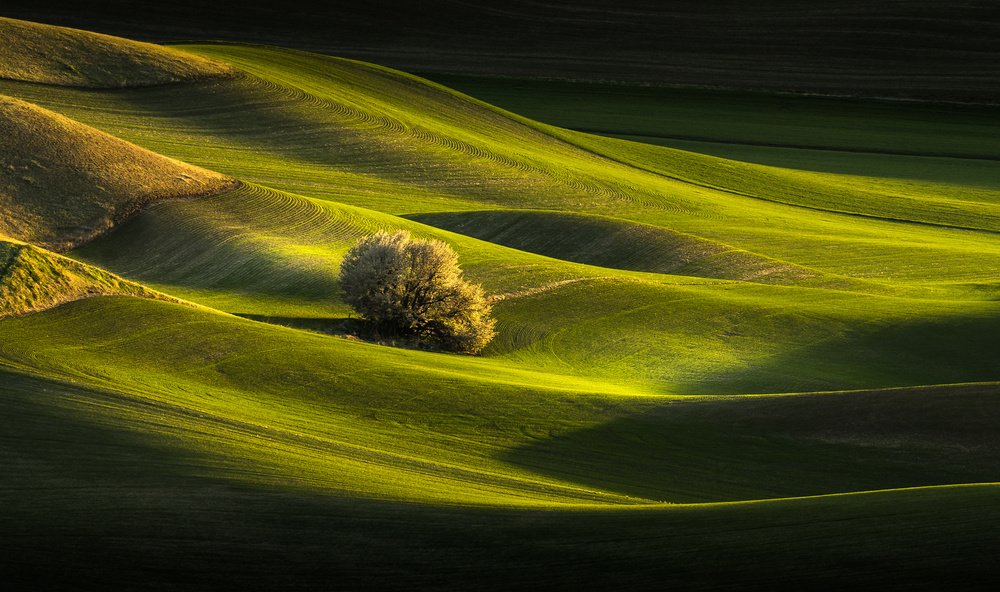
<box><xmin>0</xmin><ymin>239</ymin><xmax>178</xmax><ymax>318</ymax></box>
<box><xmin>6</xmin><ymin>45</ymin><xmax>1000</xmax><ymax>285</ymax></box>
<box><xmin>0</xmin><ymin>94</ymin><xmax>235</xmax><ymax>250</ymax></box>
<box><xmin>68</xmin><ymin>183</ymin><xmax>670</xmax><ymax>318</ymax></box>
<box><xmin>8</xmin><ymin>362</ymin><xmax>1000</xmax><ymax>592</ymax></box>
<box><xmin>0</xmin><ymin>296</ymin><xmax>642</xmax><ymax>507</ymax></box>
<box><xmin>1</xmin><ymin>42</ymin><xmax>992</xmax><ymax>402</ymax></box>
<box><xmin>420</xmin><ymin>76</ymin><xmax>1000</xmax><ymax>160</ymax></box>
<box><xmin>4</xmin><ymin>297</ymin><xmax>1000</xmax><ymax>589</ymax></box>
<box><xmin>0</xmin><ymin>16</ymin><xmax>234</xmax><ymax>87</ymax></box>
<box><xmin>2</xmin><ymin>34</ymin><xmax>1000</xmax><ymax>589</ymax></box>
<box><xmin>4</xmin><ymin>295</ymin><xmax>1000</xmax><ymax>505</ymax></box>
<box><xmin>425</xmin><ymin>74</ymin><xmax>1000</xmax><ymax>183</ymax></box>
<box><xmin>20</xmin><ymin>44</ymin><xmax>997</xmax><ymax>459</ymax></box>
<box><xmin>64</xmin><ymin>182</ymin><xmax>1000</xmax><ymax>395</ymax></box>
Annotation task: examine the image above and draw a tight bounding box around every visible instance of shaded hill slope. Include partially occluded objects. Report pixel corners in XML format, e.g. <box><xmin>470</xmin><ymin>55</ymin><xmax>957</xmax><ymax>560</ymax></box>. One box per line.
<box><xmin>3</xmin><ymin>295</ymin><xmax>1000</xmax><ymax>506</ymax></box>
<box><xmin>5</xmin><ymin>350</ymin><xmax>1000</xmax><ymax>589</ymax></box>
<box><xmin>0</xmin><ymin>94</ymin><xmax>235</xmax><ymax>250</ymax></box>
<box><xmin>4</xmin><ymin>1</ymin><xmax>1000</xmax><ymax>101</ymax></box>
<box><xmin>0</xmin><ymin>16</ymin><xmax>235</xmax><ymax>87</ymax></box>
<box><xmin>410</xmin><ymin>209</ymin><xmax>819</xmax><ymax>284</ymax></box>
<box><xmin>6</xmin><ymin>44</ymin><xmax>999</xmax><ymax>285</ymax></box>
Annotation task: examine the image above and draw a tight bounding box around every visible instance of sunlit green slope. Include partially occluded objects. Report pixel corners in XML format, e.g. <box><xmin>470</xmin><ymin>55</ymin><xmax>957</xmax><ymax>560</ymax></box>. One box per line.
<box><xmin>69</xmin><ymin>183</ymin><xmax>667</xmax><ymax>318</ymax></box>
<box><xmin>0</xmin><ymin>36</ymin><xmax>994</xmax><ymax>483</ymax></box>
<box><xmin>62</xmin><ymin>181</ymin><xmax>1000</xmax><ymax>395</ymax></box>
<box><xmin>0</xmin><ymin>297</ymin><xmax>638</xmax><ymax>507</ymax></box>
<box><xmin>3</xmin><ymin>29</ymin><xmax>1000</xmax><ymax>589</ymax></box>
<box><xmin>3</xmin><ymin>44</ymin><xmax>999</xmax><ymax>286</ymax></box>
<box><xmin>0</xmin><ymin>238</ymin><xmax>179</xmax><ymax>318</ymax></box>
<box><xmin>3</xmin><ymin>296</ymin><xmax>999</xmax><ymax>507</ymax></box>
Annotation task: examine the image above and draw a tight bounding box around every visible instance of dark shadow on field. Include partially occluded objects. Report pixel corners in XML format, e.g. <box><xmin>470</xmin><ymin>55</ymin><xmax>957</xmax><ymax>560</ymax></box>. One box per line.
<box><xmin>232</xmin><ymin>312</ymin><xmax>348</xmax><ymax>334</ymax></box>
<box><xmin>407</xmin><ymin>209</ymin><xmax>817</xmax><ymax>285</ymax></box>
<box><xmin>681</xmin><ymin>308</ymin><xmax>1000</xmax><ymax>397</ymax></box>
<box><xmin>503</xmin><ymin>310</ymin><xmax>1000</xmax><ymax>503</ymax></box>
<box><xmin>5</xmin><ymin>367</ymin><xmax>1000</xmax><ymax>590</ymax></box>
<box><xmin>6</xmin><ymin>1</ymin><xmax>1000</xmax><ymax>102</ymax></box>
<box><xmin>0</xmin><ymin>366</ymin><xmax>548</xmax><ymax>591</ymax></box>
<box><xmin>502</xmin><ymin>383</ymin><xmax>1000</xmax><ymax>504</ymax></box>
<box><xmin>232</xmin><ymin>313</ymin><xmax>447</xmax><ymax>352</ymax></box>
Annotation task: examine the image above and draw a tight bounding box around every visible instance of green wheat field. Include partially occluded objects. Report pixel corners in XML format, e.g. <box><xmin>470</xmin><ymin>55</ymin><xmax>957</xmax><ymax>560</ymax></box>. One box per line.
<box><xmin>2</xmin><ymin>10</ymin><xmax>999</xmax><ymax>590</ymax></box>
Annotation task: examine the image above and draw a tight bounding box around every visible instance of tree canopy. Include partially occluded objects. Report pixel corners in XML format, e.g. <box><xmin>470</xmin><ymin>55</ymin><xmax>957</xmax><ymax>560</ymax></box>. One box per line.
<box><xmin>340</xmin><ymin>230</ymin><xmax>496</xmax><ymax>354</ymax></box>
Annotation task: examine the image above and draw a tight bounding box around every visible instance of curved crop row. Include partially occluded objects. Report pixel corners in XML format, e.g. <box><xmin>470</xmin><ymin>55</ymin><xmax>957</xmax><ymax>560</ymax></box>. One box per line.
<box><xmin>0</xmin><ymin>94</ymin><xmax>235</xmax><ymax>251</ymax></box>
<box><xmin>4</xmin><ymin>295</ymin><xmax>1000</xmax><ymax>506</ymax></box>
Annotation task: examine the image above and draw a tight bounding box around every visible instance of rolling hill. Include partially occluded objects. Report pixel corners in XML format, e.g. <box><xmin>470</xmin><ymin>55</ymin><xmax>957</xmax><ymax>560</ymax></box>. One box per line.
<box><xmin>0</xmin><ymin>93</ymin><xmax>235</xmax><ymax>250</ymax></box>
<box><xmin>0</xmin><ymin>16</ymin><xmax>235</xmax><ymax>87</ymax></box>
<box><xmin>2</xmin><ymin>17</ymin><xmax>999</xmax><ymax>591</ymax></box>
<box><xmin>0</xmin><ymin>238</ymin><xmax>180</xmax><ymax>318</ymax></box>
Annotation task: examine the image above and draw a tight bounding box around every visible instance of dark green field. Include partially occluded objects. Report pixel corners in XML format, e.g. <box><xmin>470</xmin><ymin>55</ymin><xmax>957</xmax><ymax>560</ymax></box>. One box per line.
<box><xmin>2</xmin><ymin>8</ymin><xmax>999</xmax><ymax>591</ymax></box>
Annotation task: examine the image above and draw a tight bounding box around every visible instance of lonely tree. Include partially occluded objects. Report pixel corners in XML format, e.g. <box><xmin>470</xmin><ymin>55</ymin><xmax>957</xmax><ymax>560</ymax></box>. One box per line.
<box><xmin>340</xmin><ymin>230</ymin><xmax>496</xmax><ymax>354</ymax></box>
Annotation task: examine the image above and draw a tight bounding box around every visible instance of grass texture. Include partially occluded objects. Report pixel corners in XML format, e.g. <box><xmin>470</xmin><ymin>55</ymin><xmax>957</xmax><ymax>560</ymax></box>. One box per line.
<box><xmin>0</xmin><ymin>94</ymin><xmax>235</xmax><ymax>250</ymax></box>
<box><xmin>4</xmin><ymin>297</ymin><xmax>1000</xmax><ymax>589</ymax></box>
<box><xmin>2</xmin><ymin>25</ymin><xmax>1000</xmax><ymax>590</ymax></box>
<box><xmin>0</xmin><ymin>16</ymin><xmax>235</xmax><ymax>87</ymax></box>
<box><xmin>0</xmin><ymin>239</ymin><xmax>177</xmax><ymax>318</ymax></box>
<box><xmin>7</xmin><ymin>44</ymin><xmax>1000</xmax><ymax>285</ymax></box>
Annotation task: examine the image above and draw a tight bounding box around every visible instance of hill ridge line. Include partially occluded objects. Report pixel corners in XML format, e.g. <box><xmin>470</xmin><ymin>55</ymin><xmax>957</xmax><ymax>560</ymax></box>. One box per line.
<box><xmin>581</xmin><ymin>129</ymin><xmax>1000</xmax><ymax>162</ymax></box>
<box><xmin>554</xmin><ymin>130</ymin><xmax>1000</xmax><ymax>236</ymax></box>
<box><xmin>63</xmin><ymin>179</ymin><xmax>244</xmax><ymax>253</ymax></box>
<box><xmin>491</xmin><ymin>276</ymin><xmax>735</xmax><ymax>301</ymax></box>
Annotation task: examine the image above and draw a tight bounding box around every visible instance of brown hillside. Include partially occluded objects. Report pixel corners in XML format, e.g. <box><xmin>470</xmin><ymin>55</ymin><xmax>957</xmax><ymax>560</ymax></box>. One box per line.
<box><xmin>0</xmin><ymin>16</ymin><xmax>235</xmax><ymax>88</ymax></box>
<box><xmin>0</xmin><ymin>95</ymin><xmax>236</xmax><ymax>251</ymax></box>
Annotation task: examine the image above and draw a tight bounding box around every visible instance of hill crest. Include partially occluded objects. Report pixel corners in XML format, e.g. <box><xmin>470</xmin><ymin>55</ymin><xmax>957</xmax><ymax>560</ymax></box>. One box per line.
<box><xmin>0</xmin><ymin>94</ymin><xmax>236</xmax><ymax>251</ymax></box>
<box><xmin>0</xmin><ymin>16</ymin><xmax>235</xmax><ymax>88</ymax></box>
<box><xmin>0</xmin><ymin>239</ymin><xmax>181</xmax><ymax>319</ymax></box>
<box><xmin>410</xmin><ymin>210</ymin><xmax>820</xmax><ymax>284</ymax></box>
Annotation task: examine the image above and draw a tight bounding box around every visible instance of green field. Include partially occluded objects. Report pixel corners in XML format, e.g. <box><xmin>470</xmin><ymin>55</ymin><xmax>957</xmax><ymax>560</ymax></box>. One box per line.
<box><xmin>2</xmin><ymin>16</ymin><xmax>1000</xmax><ymax>590</ymax></box>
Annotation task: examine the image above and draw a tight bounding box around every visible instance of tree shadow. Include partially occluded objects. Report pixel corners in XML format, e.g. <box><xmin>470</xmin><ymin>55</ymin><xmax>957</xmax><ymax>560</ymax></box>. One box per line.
<box><xmin>231</xmin><ymin>312</ymin><xmax>349</xmax><ymax>335</ymax></box>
